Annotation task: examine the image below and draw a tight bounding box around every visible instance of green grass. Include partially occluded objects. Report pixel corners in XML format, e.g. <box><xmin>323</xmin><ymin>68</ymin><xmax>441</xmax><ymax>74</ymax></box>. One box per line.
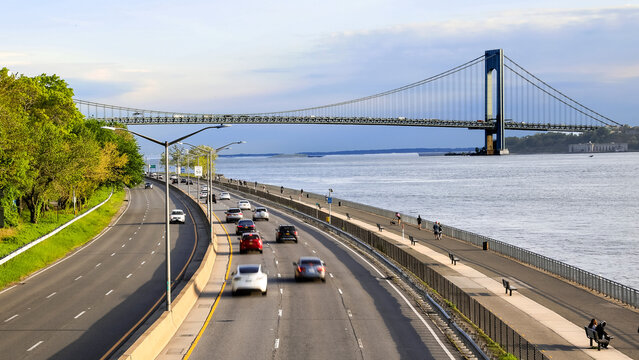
<box><xmin>0</xmin><ymin>187</ymin><xmax>114</xmax><ymax>258</ymax></box>
<box><xmin>0</xmin><ymin>189</ymin><xmax>125</xmax><ymax>289</ymax></box>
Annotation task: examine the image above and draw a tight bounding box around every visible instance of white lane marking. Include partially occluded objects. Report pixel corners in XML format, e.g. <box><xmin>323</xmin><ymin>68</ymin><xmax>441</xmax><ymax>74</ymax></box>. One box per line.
<box><xmin>272</xmin><ymin>249</ymin><xmax>276</xmax><ymax>253</ymax></box>
<box><xmin>4</xmin><ymin>314</ymin><xmax>18</xmax><ymax>322</ymax></box>
<box><xmin>126</xmin><ymin>273</ymin><xmax>133</xmax><ymax>279</ymax></box>
<box><xmin>274</xmin><ymin>338</ymin><xmax>280</xmax><ymax>349</ymax></box>
<box><xmin>278</xmin><ymin>309</ymin><xmax>282</xmax><ymax>317</ymax></box>
<box><xmin>277</xmin><ymin>273</ymin><xmax>281</xmax><ymax>278</ymax></box>
<box><xmin>129</xmin><ymin>237</ymin><xmax>132</xmax><ymax>241</ymax></box>
<box><xmin>304</xmin><ymin>242</ymin><xmax>308</xmax><ymax>246</ymax></box>
<box><xmin>329</xmin><ymin>273</ymin><xmax>334</xmax><ymax>278</ymax></box>
<box><xmin>74</xmin><ymin>276</ymin><xmax>82</xmax><ymax>281</ymax></box>
<box><xmin>95</xmin><ymin>263</ymin><xmax>101</xmax><ymax>267</ymax></box>
<box><xmin>74</xmin><ymin>311</ymin><xmax>86</xmax><ymax>319</ymax></box>
<box><xmin>151</xmin><ymin>250</ymin><xmax>155</xmax><ymax>254</ymax></box>
<box><xmin>275</xmin><ymin>260</ymin><xmax>278</xmax><ymax>265</ymax></box>
<box><xmin>157</xmin><ymin>242</ymin><xmax>161</xmax><ymax>246</ymax></box>
<box><xmin>27</xmin><ymin>341</ymin><xmax>43</xmax><ymax>352</ymax></box>
<box><xmin>141</xmin><ymin>261</ymin><xmax>146</xmax><ymax>265</ymax></box>
<box><xmin>138</xmin><ymin>227</ymin><xmax>141</xmax><ymax>230</ymax></box>
<box><xmin>105</xmin><ymin>290</ymin><xmax>114</xmax><ymax>296</ymax></box>
<box><xmin>347</xmin><ymin>309</ymin><xmax>353</xmax><ymax>318</ymax></box>
<box><xmin>111</xmin><ymin>253</ymin><xmax>115</xmax><ymax>257</ymax></box>
<box><xmin>121</xmin><ymin>244</ymin><xmax>126</xmax><ymax>248</ymax></box>
<box><xmin>358</xmin><ymin>338</ymin><xmax>364</xmax><ymax>348</ymax></box>
<box><xmin>134</xmin><ymin>232</ymin><xmax>137</xmax><ymax>235</ymax></box>
<box><xmin>46</xmin><ymin>292</ymin><xmax>56</xmax><ymax>299</ymax></box>
<box><xmin>338</xmin><ymin>288</ymin><xmax>343</xmax><ymax>295</ymax></box>
<box><xmin>280</xmin><ymin>288</ymin><xmax>283</xmax><ymax>294</ymax></box>
<box><xmin>325</xmin><ymin>232</ymin><xmax>456</xmax><ymax>360</ymax></box>
<box><xmin>312</xmin><ymin>250</ymin><xmax>316</xmax><ymax>253</ymax></box>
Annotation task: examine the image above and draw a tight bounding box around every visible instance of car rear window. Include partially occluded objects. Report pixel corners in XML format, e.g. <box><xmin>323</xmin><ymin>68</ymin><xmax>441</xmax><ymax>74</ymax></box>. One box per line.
<box><xmin>238</xmin><ymin>265</ymin><xmax>259</xmax><ymax>273</ymax></box>
<box><xmin>227</xmin><ymin>208</ymin><xmax>241</xmax><ymax>213</ymax></box>
<box><xmin>238</xmin><ymin>220</ymin><xmax>253</xmax><ymax>226</ymax></box>
<box><xmin>256</xmin><ymin>208</ymin><xmax>267</xmax><ymax>212</ymax></box>
<box><xmin>242</xmin><ymin>234</ymin><xmax>260</xmax><ymax>241</ymax></box>
<box><xmin>301</xmin><ymin>259</ymin><xmax>322</xmax><ymax>265</ymax></box>
<box><xmin>280</xmin><ymin>226</ymin><xmax>295</xmax><ymax>232</ymax></box>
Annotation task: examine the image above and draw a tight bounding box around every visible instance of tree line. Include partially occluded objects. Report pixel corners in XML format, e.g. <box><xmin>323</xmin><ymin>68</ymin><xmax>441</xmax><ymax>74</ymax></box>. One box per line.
<box><xmin>505</xmin><ymin>126</ymin><xmax>639</xmax><ymax>154</ymax></box>
<box><xmin>0</xmin><ymin>68</ymin><xmax>143</xmax><ymax>226</ymax></box>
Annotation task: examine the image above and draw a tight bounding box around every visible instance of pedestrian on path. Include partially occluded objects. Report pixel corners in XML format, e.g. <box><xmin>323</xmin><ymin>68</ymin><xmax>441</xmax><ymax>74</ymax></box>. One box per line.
<box><xmin>417</xmin><ymin>215</ymin><xmax>422</xmax><ymax>230</ymax></box>
<box><xmin>281</xmin><ymin>186</ymin><xmax>284</xmax><ymax>194</ymax></box>
<box><xmin>395</xmin><ymin>212</ymin><xmax>401</xmax><ymax>225</ymax></box>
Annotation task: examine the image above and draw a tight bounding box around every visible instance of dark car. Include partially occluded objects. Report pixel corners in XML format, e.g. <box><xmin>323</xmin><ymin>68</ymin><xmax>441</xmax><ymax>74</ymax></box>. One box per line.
<box><xmin>236</xmin><ymin>219</ymin><xmax>256</xmax><ymax>235</ymax></box>
<box><xmin>276</xmin><ymin>225</ymin><xmax>298</xmax><ymax>243</ymax></box>
<box><xmin>240</xmin><ymin>232</ymin><xmax>263</xmax><ymax>254</ymax></box>
<box><xmin>172</xmin><ymin>178</ymin><xmax>178</xmax><ymax>184</ymax></box>
<box><xmin>180</xmin><ymin>178</ymin><xmax>187</xmax><ymax>183</ymax></box>
<box><xmin>145</xmin><ymin>182</ymin><xmax>153</xmax><ymax>189</ymax></box>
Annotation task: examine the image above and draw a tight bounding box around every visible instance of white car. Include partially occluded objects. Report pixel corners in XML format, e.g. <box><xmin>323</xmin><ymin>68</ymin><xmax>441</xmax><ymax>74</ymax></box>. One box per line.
<box><xmin>252</xmin><ymin>207</ymin><xmax>269</xmax><ymax>221</ymax></box>
<box><xmin>231</xmin><ymin>264</ymin><xmax>268</xmax><ymax>296</ymax></box>
<box><xmin>238</xmin><ymin>200</ymin><xmax>251</xmax><ymax>210</ymax></box>
<box><xmin>201</xmin><ymin>185</ymin><xmax>208</xmax><ymax>191</ymax></box>
<box><xmin>220</xmin><ymin>192</ymin><xmax>231</xmax><ymax>200</ymax></box>
<box><xmin>170</xmin><ymin>209</ymin><xmax>186</xmax><ymax>224</ymax></box>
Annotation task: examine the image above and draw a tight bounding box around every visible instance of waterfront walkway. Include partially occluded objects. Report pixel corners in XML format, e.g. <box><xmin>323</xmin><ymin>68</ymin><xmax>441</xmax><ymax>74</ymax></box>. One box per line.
<box><xmin>280</xmin><ymin>188</ymin><xmax>639</xmax><ymax>360</ymax></box>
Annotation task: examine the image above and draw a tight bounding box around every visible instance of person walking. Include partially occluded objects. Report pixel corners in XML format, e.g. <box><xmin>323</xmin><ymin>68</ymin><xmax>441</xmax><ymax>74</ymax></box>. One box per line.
<box><xmin>395</xmin><ymin>212</ymin><xmax>401</xmax><ymax>225</ymax></box>
<box><xmin>417</xmin><ymin>215</ymin><xmax>422</xmax><ymax>230</ymax></box>
<box><xmin>433</xmin><ymin>221</ymin><xmax>442</xmax><ymax>240</ymax></box>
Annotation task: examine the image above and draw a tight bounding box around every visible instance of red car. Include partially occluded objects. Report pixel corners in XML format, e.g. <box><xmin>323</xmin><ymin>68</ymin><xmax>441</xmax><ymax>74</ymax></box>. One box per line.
<box><xmin>240</xmin><ymin>232</ymin><xmax>263</xmax><ymax>254</ymax></box>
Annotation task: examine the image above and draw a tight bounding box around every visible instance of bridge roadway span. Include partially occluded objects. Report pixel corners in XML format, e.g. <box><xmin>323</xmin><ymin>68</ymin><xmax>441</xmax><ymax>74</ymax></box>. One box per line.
<box><xmin>0</xmin><ymin>182</ymin><xmax>209</xmax><ymax>360</ymax></box>
<box><xmin>156</xmin><ymin>184</ymin><xmax>462</xmax><ymax>360</ymax></box>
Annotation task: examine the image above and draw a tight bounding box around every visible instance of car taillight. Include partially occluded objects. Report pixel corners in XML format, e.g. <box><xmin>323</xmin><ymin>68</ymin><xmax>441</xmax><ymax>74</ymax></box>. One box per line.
<box><xmin>297</xmin><ymin>266</ymin><xmax>303</xmax><ymax>272</ymax></box>
<box><xmin>294</xmin><ymin>231</ymin><xmax>298</xmax><ymax>235</ymax></box>
<box><xmin>317</xmin><ymin>266</ymin><xmax>324</xmax><ymax>272</ymax></box>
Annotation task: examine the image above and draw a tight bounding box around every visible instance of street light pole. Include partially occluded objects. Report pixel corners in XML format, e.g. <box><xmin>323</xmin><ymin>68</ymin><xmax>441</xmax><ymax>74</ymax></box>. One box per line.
<box><xmin>328</xmin><ymin>188</ymin><xmax>333</xmax><ymax>224</ymax></box>
<box><xmin>102</xmin><ymin>124</ymin><xmax>229</xmax><ymax>312</ymax></box>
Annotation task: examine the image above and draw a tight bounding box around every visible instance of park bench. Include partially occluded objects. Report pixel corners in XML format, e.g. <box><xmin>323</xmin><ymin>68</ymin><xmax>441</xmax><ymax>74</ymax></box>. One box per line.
<box><xmin>376</xmin><ymin>223</ymin><xmax>385</xmax><ymax>232</ymax></box>
<box><xmin>409</xmin><ymin>235</ymin><xmax>418</xmax><ymax>246</ymax></box>
<box><xmin>584</xmin><ymin>326</ymin><xmax>608</xmax><ymax>350</ymax></box>
<box><xmin>448</xmin><ymin>252</ymin><xmax>460</xmax><ymax>265</ymax></box>
<box><xmin>346</xmin><ymin>213</ymin><xmax>351</xmax><ymax>220</ymax></box>
<box><xmin>502</xmin><ymin>279</ymin><xmax>518</xmax><ymax>296</ymax></box>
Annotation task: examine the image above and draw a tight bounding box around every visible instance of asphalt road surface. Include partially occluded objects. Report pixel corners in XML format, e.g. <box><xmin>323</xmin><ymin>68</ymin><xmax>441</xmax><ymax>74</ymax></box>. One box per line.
<box><xmin>186</xmin><ymin>187</ymin><xmax>462</xmax><ymax>360</ymax></box>
<box><xmin>0</xmin><ymin>181</ymin><xmax>206</xmax><ymax>360</ymax></box>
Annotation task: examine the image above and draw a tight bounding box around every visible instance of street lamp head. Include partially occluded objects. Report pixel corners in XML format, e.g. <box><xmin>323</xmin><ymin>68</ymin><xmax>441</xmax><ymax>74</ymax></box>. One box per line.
<box><xmin>101</xmin><ymin>126</ymin><xmax>117</xmax><ymax>131</ymax></box>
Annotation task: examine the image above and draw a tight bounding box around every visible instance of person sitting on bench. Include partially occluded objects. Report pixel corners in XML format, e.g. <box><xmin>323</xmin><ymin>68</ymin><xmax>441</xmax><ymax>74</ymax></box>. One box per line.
<box><xmin>595</xmin><ymin>321</ymin><xmax>612</xmax><ymax>348</ymax></box>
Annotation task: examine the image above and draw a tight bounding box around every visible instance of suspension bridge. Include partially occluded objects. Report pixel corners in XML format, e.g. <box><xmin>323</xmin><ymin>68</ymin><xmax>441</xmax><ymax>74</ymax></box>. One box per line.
<box><xmin>75</xmin><ymin>49</ymin><xmax>622</xmax><ymax>155</ymax></box>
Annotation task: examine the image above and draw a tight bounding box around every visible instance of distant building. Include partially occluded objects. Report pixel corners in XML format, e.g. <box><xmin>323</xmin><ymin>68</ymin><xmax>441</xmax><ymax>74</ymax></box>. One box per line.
<box><xmin>569</xmin><ymin>141</ymin><xmax>628</xmax><ymax>153</ymax></box>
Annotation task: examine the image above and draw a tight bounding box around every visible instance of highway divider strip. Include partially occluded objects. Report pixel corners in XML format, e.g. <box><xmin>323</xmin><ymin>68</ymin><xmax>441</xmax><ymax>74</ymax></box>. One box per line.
<box><xmin>0</xmin><ymin>190</ymin><xmax>113</xmax><ymax>266</ymax></box>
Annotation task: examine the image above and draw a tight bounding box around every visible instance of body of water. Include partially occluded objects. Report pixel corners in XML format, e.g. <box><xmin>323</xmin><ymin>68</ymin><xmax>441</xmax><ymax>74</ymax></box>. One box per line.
<box><xmin>216</xmin><ymin>152</ymin><xmax>639</xmax><ymax>289</ymax></box>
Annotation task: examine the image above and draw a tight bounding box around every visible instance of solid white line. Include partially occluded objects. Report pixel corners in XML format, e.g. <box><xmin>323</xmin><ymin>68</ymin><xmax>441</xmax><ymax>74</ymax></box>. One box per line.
<box><xmin>4</xmin><ymin>314</ymin><xmax>18</xmax><ymax>322</ymax></box>
<box><xmin>46</xmin><ymin>292</ymin><xmax>56</xmax><ymax>299</ymax></box>
<box><xmin>126</xmin><ymin>273</ymin><xmax>132</xmax><ymax>279</ymax></box>
<box><xmin>105</xmin><ymin>290</ymin><xmax>113</xmax><ymax>296</ymax></box>
<box><xmin>323</xmin><ymin>231</ymin><xmax>455</xmax><ymax>360</ymax></box>
<box><xmin>274</xmin><ymin>338</ymin><xmax>280</xmax><ymax>349</ymax></box>
<box><xmin>27</xmin><ymin>341</ymin><xmax>43</xmax><ymax>352</ymax></box>
<box><xmin>74</xmin><ymin>276</ymin><xmax>82</xmax><ymax>281</ymax></box>
<box><xmin>74</xmin><ymin>311</ymin><xmax>86</xmax><ymax>319</ymax></box>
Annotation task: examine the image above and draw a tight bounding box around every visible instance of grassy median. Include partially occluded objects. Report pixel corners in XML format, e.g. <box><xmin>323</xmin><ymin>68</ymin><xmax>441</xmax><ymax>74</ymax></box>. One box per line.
<box><xmin>0</xmin><ymin>188</ymin><xmax>126</xmax><ymax>289</ymax></box>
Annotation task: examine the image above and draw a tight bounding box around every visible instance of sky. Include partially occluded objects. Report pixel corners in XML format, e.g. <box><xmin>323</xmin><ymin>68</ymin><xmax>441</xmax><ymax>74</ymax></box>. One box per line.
<box><xmin>2</xmin><ymin>0</ymin><xmax>638</xmax><ymax>157</ymax></box>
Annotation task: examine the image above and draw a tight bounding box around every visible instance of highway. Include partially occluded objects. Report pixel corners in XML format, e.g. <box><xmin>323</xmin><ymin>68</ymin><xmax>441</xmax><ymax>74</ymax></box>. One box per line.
<box><xmin>0</xmin><ymin>181</ymin><xmax>207</xmax><ymax>360</ymax></box>
<box><xmin>182</xmin><ymin>187</ymin><xmax>462</xmax><ymax>360</ymax></box>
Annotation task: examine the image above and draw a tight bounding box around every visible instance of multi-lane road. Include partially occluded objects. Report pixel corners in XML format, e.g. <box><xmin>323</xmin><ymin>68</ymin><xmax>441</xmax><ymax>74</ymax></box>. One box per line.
<box><xmin>0</xmin><ymin>181</ymin><xmax>208</xmax><ymax>360</ymax></box>
<box><xmin>181</xmin><ymin>186</ymin><xmax>462</xmax><ymax>360</ymax></box>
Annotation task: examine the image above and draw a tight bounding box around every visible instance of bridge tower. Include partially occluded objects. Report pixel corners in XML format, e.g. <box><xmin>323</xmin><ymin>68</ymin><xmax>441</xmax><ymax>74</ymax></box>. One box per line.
<box><xmin>484</xmin><ymin>49</ymin><xmax>509</xmax><ymax>155</ymax></box>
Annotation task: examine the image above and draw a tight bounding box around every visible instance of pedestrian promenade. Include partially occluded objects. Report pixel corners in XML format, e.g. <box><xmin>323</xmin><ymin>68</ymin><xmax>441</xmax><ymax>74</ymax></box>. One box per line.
<box><xmin>284</xmin><ymin>191</ymin><xmax>639</xmax><ymax>360</ymax></box>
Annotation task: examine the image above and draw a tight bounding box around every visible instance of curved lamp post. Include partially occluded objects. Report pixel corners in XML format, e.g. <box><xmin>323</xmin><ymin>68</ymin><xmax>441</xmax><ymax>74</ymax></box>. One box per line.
<box><xmin>102</xmin><ymin>125</ymin><xmax>229</xmax><ymax>311</ymax></box>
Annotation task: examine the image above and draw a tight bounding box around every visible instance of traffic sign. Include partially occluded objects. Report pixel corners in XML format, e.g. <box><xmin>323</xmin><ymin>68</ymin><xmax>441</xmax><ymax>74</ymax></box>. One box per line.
<box><xmin>194</xmin><ymin>166</ymin><xmax>203</xmax><ymax>176</ymax></box>
<box><xmin>327</xmin><ymin>197</ymin><xmax>332</xmax><ymax>204</ymax></box>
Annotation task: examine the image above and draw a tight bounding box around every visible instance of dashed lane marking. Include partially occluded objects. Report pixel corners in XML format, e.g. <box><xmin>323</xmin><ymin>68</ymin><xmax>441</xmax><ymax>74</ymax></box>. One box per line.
<box><xmin>277</xmin><ymin>273</ymin><xmax>281</xmax><ymax>278</ymax></box>
<box><xmin>4</xmin><ymin>314</ymin><xmax>18</xmax><ymax>323</ymax></box>
<box><xmin>329</xmin><ymin>273</ymin><xmax>334</xmax><ymax>278</ymax></box>
<box><xmin>280</xmin><ymin>288</ymin><xmax>283</xmax><ymax>294</ymax></box>
<box><xmin>74</xmin><ymin>311</ymin><xmax>85</xmax><ymax>319</ymax></box>
<box><xmin>278</xmin><ymin>309</ymin><xmax>282</xmax><ymax>317</ymax></box>
<box><xmin>27</xmin><ymin>341</ymin><xmax>43</xmax><ymax>352</ymax></box>
<box><xmin>74</xmin><ymin>276</ymin><xmax>82</xmax><ymax>281</ymax></box>
<box><xmin>105</xmin><ymin>290</ymin><xmax>114</xmax><ymax>296</ymax></box>
<box><xmin>141</xmin><ymin>261</ymin><xmax>145</xmax><ymax>265</ymax></box>
<box><xmin>347</xmin><ymin>309</ymin><xmax>353</xmax><ymax>318</ymax></box>
<box><xmin>126</xmin><ymin>273</ymin><xmax>133</xmax><ymax>279</ymax></box>
<box><xmin>358</xmin><ymin>338</ymin><xmax>364</xmax><ymax>348</ymax></box>
<box><xmin>95</xmin><ymin>263</ymin><xmax>101</xmax><ymax>267</ymax></box>
<box><xmin>338</xmin><ymin>288</ymin><xmax>343</xmax><ymax>295</ymax></box>
<box><xmin>111</xmin><ymin>253</ymin><xmax>115</xmax><ymax>257</ymax></box>
<box><xmin>274</xmin><ymin>338</ymin><xmax>280</xmax><ymax>349</ymax></box>
<box><xmin>121</xmin><ymin>244</ymin><xmax>126</xmax><ymax>248</ymax></box>
<box><xmin>46</xmin><ymin>292</ymin><xmax>56</xmax><ymax>299</ymax></box>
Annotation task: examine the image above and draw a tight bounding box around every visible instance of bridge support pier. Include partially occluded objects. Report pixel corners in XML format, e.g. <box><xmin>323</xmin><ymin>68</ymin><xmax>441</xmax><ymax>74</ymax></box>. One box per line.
<box><xmin>485</xmin><ymin>49</ymin><xmax>509</xmax><ymax>155</ymax></box>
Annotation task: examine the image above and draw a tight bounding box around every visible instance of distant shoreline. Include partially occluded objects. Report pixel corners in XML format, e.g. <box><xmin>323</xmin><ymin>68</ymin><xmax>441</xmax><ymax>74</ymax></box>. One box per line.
<box><xmin>220</xmin><ymin>147</ymin><xmax>475</xmax><ymax>158</ymax></box>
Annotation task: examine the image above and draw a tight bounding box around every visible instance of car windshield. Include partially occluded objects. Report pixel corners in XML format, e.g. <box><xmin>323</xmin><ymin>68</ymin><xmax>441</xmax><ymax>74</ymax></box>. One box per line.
<box><xmin>300</xmin><ymin>259</ymin><xmax>322</xmax><ymax>265</ymax></box>
<box><xmin>238</xmin><ymin>265</ymin><xmax>259</xmax><ymax>274</ymax></box>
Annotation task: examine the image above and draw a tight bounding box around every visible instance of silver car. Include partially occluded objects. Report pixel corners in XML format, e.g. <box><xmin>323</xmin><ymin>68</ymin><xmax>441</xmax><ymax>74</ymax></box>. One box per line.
<box><xmin>220</xmin><ymin>192</ymin><xmax>231</xmax><ymax>200</ymax></box>
<box><xmin>293</xmin><ymin>257</ymin><xmax>326</xmax><ymax>282</ymax></box>
<box><xmin>225</xmin><ymin>208</ymin><xmax>243</xmax><ymax>223</ymax></box>
<box><xmin>252</xmin><ymin>207</ymin><xmax>269</xmax><ymax>221</ymax></box>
